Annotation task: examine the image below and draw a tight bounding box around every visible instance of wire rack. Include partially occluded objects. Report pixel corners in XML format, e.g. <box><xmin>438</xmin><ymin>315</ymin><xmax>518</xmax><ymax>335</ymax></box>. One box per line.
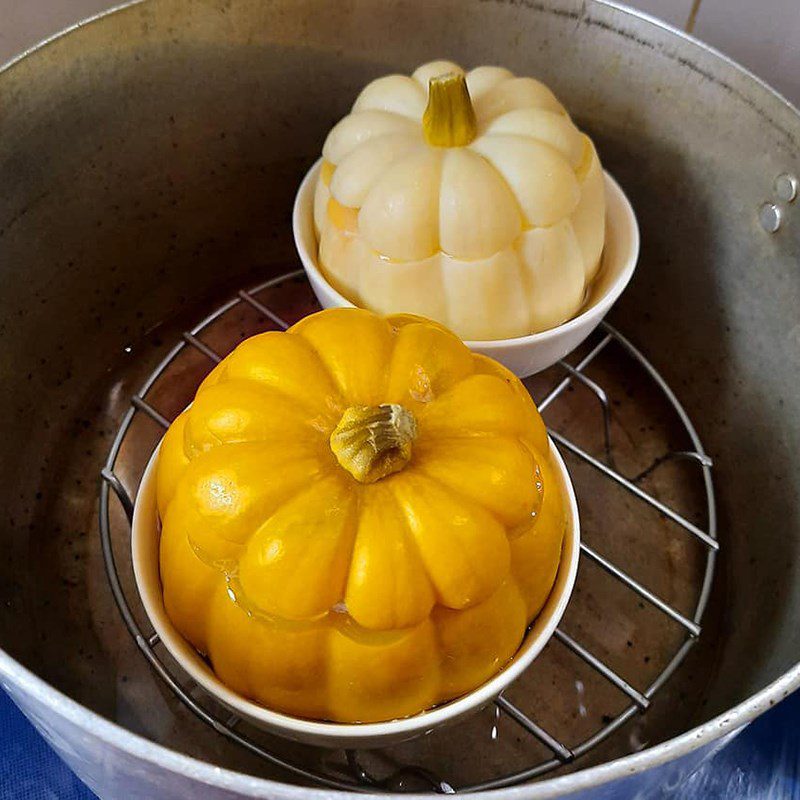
<box><xmin>99</xmin><ymin>269</ymin><xmax>718</xmax><ymax>793</ymax></box>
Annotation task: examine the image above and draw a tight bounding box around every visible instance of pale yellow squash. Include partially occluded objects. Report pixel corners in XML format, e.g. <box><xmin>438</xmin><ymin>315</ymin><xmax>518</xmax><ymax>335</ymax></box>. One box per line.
<box><xmin>314</xmin><ymin>61</ymin><xmax>606</xmax><ymax>340</ymax></box>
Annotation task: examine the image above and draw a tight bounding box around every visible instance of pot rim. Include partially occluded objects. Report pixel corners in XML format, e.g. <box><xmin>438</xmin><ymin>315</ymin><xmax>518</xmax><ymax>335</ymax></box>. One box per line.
<box><xmin>2</xmin><ymin>645</ymin><xmax>799</xmax><ymax>799</ymax></box>
<box><xmin>2</xmin><ymin>0</ymin><xmax>800</xmax><ymax>796</ymax></box>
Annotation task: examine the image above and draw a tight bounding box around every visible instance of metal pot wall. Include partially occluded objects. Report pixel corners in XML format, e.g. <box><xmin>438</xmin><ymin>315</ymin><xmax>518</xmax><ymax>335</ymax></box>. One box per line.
<box><xmin>1</xmin><ymin>0</ymin><xmax>799</xmax><ymax>797</ymax></box>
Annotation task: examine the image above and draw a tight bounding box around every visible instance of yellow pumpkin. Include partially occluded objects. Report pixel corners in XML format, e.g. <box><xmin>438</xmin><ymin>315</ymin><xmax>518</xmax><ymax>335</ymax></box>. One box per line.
<box><xmin>157</xmin><ymin>308</ymin><xmax>566</xmax><ymax>723</ymax></box>
<box><xmin>314</xmin><ymin>60</ymin><xmax>606</xmax><ymax>341</ymax></box>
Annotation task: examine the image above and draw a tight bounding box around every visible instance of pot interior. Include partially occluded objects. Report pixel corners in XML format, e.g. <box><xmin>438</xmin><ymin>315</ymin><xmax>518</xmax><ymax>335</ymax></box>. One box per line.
<box><xmin>0</xmin><ymin>0</ymin><xmax>798</xmax><ymax>792</ymax></box>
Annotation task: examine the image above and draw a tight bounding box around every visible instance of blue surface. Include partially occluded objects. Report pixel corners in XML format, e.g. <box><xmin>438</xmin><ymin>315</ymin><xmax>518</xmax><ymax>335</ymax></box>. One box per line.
<box><xmin>0</xmin><ymin>687</ymin><xmax>797</xmax><ymax>799</ymax></box>
<box><xmin>0</xmin><ymin>689</ymin><xmax>94</xmax><ymax>799</ymax></box>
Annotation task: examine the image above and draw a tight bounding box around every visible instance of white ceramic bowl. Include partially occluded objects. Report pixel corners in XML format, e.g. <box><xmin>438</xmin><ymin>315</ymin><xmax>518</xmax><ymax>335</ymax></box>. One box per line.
<box><xmin>131</xmin><ymin>437</ymin><xmax>580</xmax><ymax>749</ymax></box>
<box><xmin>293</xmin><ymin>159</ymin><xmax>639</xmax><ymax>377</ymax></box>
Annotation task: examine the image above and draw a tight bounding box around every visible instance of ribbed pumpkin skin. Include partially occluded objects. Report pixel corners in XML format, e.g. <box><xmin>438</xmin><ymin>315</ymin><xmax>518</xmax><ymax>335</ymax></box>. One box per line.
<box><xmin>314</xmin><ymin>60</ymin><xmax>606</xmax><ymax>341</ymax></box>
<box><xmin>157</xmin><ymin>308</ymin><xmax>566</xmax><ymax>723</ymax></box>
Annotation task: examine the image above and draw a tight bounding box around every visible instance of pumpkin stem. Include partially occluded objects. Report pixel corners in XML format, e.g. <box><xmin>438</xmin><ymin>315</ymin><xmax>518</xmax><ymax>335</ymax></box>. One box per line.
<box><xmin>423</xmin><ymin>72</ymin><xmax>478</xmax><ymax>148</ymax></box>
<box><xmin>330</xmin><ymin>404</ymin><xmax>417</xmax><ymax>484</ymax></box>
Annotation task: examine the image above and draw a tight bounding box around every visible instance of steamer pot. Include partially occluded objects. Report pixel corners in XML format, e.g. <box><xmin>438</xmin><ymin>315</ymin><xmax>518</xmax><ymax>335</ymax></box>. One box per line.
<box><xmin>1</xmin><ymin>1</ymin><xmax>799</xmax><ymax>798</ymax></box>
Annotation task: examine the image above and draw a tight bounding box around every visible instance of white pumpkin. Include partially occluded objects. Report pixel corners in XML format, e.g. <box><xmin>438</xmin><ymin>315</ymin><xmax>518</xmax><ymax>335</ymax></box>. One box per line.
<box><xmin>314</xmin><ymin>60</ymin><xmax>606</xmax><ymax>341</ymax></box>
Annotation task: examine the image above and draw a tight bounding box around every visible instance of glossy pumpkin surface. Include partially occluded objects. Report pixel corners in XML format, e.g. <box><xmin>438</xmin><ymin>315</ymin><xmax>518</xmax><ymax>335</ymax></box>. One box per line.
<box><xmin>157</xmin><ymin>308</ymin><xmax>566</xmax><ymax>722</ymax></box>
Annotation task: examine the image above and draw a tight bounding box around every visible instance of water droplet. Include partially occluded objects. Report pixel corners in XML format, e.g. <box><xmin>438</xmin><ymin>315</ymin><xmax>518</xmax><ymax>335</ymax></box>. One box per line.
<box><xmin>575</xmin><ymin>679</ymin><xmax>587</xmax><ymax>718</ymax></box>
<box><xmin>628</xmin><ymin>723</ymin><xmax>648</xmax><ymax>752</ymax></box>
<box><xmin>490</xmin><ymin>704</ymin><xmax>501</xmax><ymax>742</ymax></box>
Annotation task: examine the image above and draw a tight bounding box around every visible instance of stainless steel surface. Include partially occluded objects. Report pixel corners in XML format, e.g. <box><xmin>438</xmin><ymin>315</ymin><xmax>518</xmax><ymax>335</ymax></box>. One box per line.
<box><xmin>98</xmin><ymin>271</ymin><xmax>717</xmax><ymax>791</ymax></box>
<box><xmin>1</xmin><ymin>0</ymin><xmax>799</xmax><ymax>797</ymax></box>
<box><xmin>8</xmin><ymin>0</ymin><xmax>800</xmax><ymax>101</ymax></box>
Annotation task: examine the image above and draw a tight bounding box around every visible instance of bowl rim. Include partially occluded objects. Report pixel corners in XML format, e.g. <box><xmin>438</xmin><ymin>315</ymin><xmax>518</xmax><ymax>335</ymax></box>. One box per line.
<box><xmin>292</xmin><ymin>158</ymin><xmax>640</xmax><ymax>351</ymax></box>
<box><xmin>131</xmin><ymin>435</ymin><xmax>581</xmax><ymax>746</ymax></box>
